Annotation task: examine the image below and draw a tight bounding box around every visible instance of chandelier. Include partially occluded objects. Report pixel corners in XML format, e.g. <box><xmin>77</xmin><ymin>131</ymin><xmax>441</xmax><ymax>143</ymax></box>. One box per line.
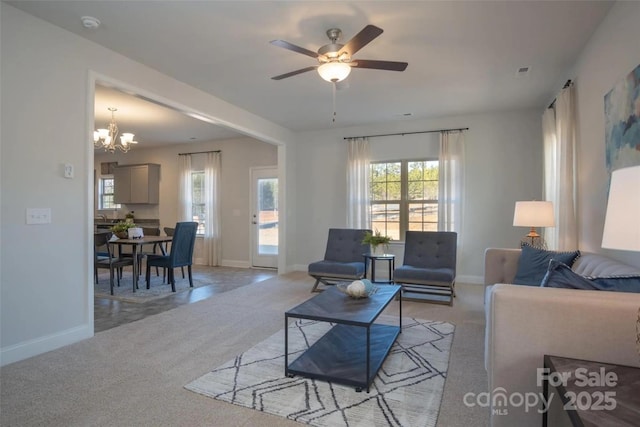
<box><xmin>93</xmin><ymin>107</ymin><xmax>138</xmax><ymax>153</ymax></box>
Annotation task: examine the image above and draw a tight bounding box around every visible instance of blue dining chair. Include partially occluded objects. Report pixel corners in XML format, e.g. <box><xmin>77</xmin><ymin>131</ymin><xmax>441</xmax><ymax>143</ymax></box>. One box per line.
<box><xmin>145</xmin><ymin>222</ymin><xmax>198</xmax><ymax>292</ymax></box>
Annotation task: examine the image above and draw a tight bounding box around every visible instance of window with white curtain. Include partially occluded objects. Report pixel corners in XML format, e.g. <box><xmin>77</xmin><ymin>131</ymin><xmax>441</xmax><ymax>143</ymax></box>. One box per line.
<box><xmin>369</xmin><ymin>159</ymin><xmax>439</xmax><ymax>240</ymax></box>
<box><xmin>191</xmin><ymin>171</ymin><xmax>205</xmax><ymax>235</ymax></box>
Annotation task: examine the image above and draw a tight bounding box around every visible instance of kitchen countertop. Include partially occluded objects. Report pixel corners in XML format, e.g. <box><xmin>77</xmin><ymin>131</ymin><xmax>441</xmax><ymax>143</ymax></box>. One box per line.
<box><xmin>95</xmin><ymin>218</ymin><xmax>160</xmax><ymax>227</ymax></box>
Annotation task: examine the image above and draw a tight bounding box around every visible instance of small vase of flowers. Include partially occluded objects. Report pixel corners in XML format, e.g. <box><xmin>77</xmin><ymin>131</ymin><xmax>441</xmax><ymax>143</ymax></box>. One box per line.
<box><xmin>362</xmin><ymin>230</ymin><xmax>392</xmax><ymax>255</ymax></box>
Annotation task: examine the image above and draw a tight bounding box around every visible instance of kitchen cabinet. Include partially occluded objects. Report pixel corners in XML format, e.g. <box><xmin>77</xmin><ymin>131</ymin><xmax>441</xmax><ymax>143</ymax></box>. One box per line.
<box><xmin>114</xmin><ymin>164</ymin><xmax>160</xmax><ymax>204</ymax></box>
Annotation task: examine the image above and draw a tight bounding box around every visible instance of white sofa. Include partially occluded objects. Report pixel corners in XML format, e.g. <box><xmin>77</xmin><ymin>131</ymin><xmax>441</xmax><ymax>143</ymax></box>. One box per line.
<box><xmin>484</xmin><ymin>248</ymin><xmax>640</xmax><ymax>427</ymax></box>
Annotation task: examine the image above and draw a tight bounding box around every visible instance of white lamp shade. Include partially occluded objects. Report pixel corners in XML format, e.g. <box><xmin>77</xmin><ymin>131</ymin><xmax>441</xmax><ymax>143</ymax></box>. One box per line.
<box><xmin>602</xmin><ymin>165</ymin><xmax>640</xmax><ymax>251</ymax></box>
<box><xmin>317</xmin><ymin>62</ymin><xmax>351</xmax><ymax>82</ymax></box>
<box><xmin>513</xmin><ymin>201</ymin><xmax>555</xmax><ymax>227</ymax></box>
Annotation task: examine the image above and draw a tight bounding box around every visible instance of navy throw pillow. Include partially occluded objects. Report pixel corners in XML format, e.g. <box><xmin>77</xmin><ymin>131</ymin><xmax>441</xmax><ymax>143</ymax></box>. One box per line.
<box><xmin>541</xmin><ymin>259</ymin><xmax>640</xmax><ymax>293</ymax></box>
<box><xmin>513</xmin><ymin>244</ymin><xmax>580</xmax><ymax>286</ymax></box>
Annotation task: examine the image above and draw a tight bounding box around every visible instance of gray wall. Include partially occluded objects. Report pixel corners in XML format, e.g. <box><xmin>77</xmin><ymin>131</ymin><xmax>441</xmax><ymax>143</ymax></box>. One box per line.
<box><xmin>569</xmin><ymin>1</ymin><xmax>640</xmax><ymax>268</ymax></box>
<box><xmin>0</xmin><ymin>4</ymin><xmax>295</xmax><ymax>365</ymax></box>
<box><xmin>292</xmin><ymin>110</ymin><xmax>543</xmax><ymax>283</ymax></box>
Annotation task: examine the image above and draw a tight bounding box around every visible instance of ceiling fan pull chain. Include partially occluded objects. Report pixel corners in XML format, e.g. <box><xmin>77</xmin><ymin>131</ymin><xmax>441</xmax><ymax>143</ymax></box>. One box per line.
<box><xmin>332</xmin><ymin>82</ymin><xmax>337</xmax><ymax>124</ymax></box>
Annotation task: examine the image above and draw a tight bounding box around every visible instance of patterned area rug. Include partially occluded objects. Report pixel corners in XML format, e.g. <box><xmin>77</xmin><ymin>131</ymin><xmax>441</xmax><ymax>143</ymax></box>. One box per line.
<box><xmin>186</xmin><ymin>317</ymin><xmax>454</xmax><ymax>427</ymax></box>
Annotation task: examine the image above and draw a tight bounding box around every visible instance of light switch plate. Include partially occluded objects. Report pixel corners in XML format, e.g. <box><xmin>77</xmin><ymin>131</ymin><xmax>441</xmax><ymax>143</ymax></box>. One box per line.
<box><xmin>64</xmin><ymin>163</ymin><xmax>74</xmax><ymax>178</ymax></box>
<box><xmin>26</xmin><ymin>208</ymin><xmax>51</xmax><ymax>224</ymax></box>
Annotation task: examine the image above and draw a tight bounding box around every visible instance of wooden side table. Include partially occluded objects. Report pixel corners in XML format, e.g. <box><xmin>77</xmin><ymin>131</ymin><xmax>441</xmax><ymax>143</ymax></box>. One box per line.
<box><xmin>542</xmin><ymin>354</ymin><xmax>640</xmax><ymax>427</ymax></box>
<box><xmin>363</xmin><ymin>253</ymin><xmax>395</xmax><ymax>284</ymax></box>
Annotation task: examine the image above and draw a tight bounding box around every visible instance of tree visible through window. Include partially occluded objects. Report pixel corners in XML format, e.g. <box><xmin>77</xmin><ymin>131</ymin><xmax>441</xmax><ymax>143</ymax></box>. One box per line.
<box><xmin>99</xmin><ymin>177</ymin><xmax>120</xmax><ymax>210</ymax></box>
<box><xmin>192</xmin><ymin>171</ymin><xmax>205</xmax><ymax>234</ymax></box>
<box><xmin>370</xmin><ymin>160</ymin><xmax>439</xmax><ymax>240</ymax></box>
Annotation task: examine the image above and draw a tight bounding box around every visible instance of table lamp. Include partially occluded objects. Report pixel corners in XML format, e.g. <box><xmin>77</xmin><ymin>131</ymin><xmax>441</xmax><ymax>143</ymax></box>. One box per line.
<box><xmin>513</xmin><ymin>201</ymin><xmax>555</xmax><ymax>249</ymax></box>
<box><xmin>602</xmin><ymin>165</ymin><xmax>640</xmax><ymax>363</ymax></box>
<box><xmin>602</xmin><ymin>165</ymin><xmax>640</xmax><ymax>252</ymax></box>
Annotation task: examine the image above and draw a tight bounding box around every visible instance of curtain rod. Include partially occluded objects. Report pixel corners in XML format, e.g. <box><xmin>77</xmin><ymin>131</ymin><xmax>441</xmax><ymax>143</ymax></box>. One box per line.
<box><xmin>548</xmin><ymin>79</ymin><xmax>573</xmax><ymax>109</ymax></box>
<box><xmin>343</xmin><ymin>127</ymin><xmax>469</xmax><ymax>140</ymax></box>
<box><xmin>178</xmin><ymin>150</ymin><xmax>221</xmax><ymax>156</ymax></box>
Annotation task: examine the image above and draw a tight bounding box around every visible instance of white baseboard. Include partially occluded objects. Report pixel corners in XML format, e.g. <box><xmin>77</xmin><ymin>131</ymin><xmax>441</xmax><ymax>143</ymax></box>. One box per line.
<box><xmin>289</xmin><ymin>264</ymin><xmax>483</xmax><ymax>285</ymax></box>
<box><xmin>220</xmin><ymin>259</ymin><xmax>251</xmax><ymax>268</ymax></box>
<box><xmin>456</xmin><ymin>275</ymin><xmax>484</xmax><ymax>285</ymax></box>
<box><xmin>1</xmin><ymin>324</ymin><xmax>93</xmax><ymax>367</ymax></box>
<box><xmin>290</xmin><ymin>264</ymin><xmax>308</xmax><ymax>272</ymax></box>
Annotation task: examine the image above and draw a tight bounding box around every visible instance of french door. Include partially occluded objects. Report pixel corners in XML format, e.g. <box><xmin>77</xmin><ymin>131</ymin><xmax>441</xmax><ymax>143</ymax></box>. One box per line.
<box><xmin>251</xmin><ymin>167</ymin><xmax>278</xmax><ymax>268</ymax></box>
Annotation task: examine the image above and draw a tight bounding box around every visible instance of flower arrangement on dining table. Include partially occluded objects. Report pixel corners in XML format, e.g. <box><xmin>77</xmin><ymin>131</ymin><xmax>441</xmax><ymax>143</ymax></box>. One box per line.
<box><xmin>111</xmin><ymin>221</ymin><xmax>137</xmax><ymax>239</ymax></box>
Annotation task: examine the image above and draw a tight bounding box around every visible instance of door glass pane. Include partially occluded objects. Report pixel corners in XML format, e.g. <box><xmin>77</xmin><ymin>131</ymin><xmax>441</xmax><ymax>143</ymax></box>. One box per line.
<box><xmin>258</xmin><ymin>178</ymin><xmax>278</xmax><ymax>255</ymax></box>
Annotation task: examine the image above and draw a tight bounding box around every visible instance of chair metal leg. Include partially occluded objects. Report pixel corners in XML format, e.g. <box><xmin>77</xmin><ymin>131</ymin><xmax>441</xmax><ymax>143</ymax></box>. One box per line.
<box><xmin>181</xmin><ymin>266</ymin><xmax>185</xmax><ymax>279</ymax></box>
<box><xmin>188</xmin><ymin>265</ymin><xmax>193</xmax><ymax>287</ymax></box>
<box><xmin>146</xmin><ymin>263</ymin><xmax>151</xmax><ymax>289</ymax></box>
<box><xmin>109</xmin><ymin>269</ymin><xmax>115</xmax><ymax>295</ymax></box>
<box><xmin>170</xmin><ymin>268</ymin><xmax>176</xmax><ymax>292</ymax></box>
<box><xmin>311</xmin><ymin>278</ymin><xmax>321</xmax><ymax>293</ymax></box>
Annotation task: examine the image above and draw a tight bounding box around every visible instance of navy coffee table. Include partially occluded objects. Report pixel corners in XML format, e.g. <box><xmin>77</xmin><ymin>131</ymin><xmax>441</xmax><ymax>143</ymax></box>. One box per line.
<box><xmin>284</xmin><ymin>284</ymin><xmax>401</xmax><ymax>392</ymax></box>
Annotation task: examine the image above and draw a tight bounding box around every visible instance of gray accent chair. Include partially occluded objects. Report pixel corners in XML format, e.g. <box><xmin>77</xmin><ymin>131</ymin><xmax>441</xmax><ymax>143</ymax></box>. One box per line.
<box><xmin>394</xmin><ymin>231</ymin><xmax>457</xmax><ymax>305</ymax></box>
<box><xmin>308</xmin><ymin>228</ymin><xmax>372</xmax><ymax>292</ymax></box>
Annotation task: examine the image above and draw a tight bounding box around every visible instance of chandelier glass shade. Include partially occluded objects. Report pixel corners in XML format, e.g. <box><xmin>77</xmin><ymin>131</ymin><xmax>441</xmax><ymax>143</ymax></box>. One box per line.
<box><xmin>317</xmin><ymin>62</ymin><xmax>351</xmax><ymax>82</ymax></box>
<box><xmin>93</xmin><ymin>107</ymin><xmax>138</xmax><ymax>153</ymax></box>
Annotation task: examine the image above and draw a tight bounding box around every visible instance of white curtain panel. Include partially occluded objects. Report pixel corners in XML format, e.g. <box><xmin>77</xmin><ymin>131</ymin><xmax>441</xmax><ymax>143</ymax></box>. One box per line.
<box><xmin>543</xmin><ymin>85</ymin><xmax>578</xmax><ymax>251</ymax></box>
<box><xmin>204</xmin><ymin>152</ymin><xmax>221</xmax><ymax>266</ymax></box>
<box><xmin>438</xmin><ymin>130</ymin><xmax>465</xmax><ymax>237</ymax></box>
<box><xmin>178</xmin><ymin>154</ymin><xmax>193</xmax><ymax>222</ymax></box>
<box><xmin>542</xmin><ymin>108</ymin><xmax>558</xmax><ymax>249</ymax></box>
<box><xmin>346</xmin><ymin>137</ymin><xmax>371</xmax><ymax>229</ymax></box>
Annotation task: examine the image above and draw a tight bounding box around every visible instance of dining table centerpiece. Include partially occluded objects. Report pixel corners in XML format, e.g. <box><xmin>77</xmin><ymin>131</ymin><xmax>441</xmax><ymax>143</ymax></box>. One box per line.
<box><xmin>111</xmin><ymin>221</ymin><xmax>137</xmax><ymax>239</ymax></box>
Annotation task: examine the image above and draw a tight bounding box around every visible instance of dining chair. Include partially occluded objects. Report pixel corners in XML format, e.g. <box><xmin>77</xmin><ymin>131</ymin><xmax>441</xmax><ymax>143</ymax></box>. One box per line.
<box><xmin>146</xmin><ymin>222</ymin><xmax>198</xmax><ymax>292</ymax></box>
<box><xmin>94</xmin><ymin>231</ymin><xmax>135</xmax><ymax>295</ymax></box>
<box><xmin>163</xmin><ymin>226</ymin><xmax>185</xmax><ymax>279</ymax></box>
<box><xmin>139</xmin><ymin>227</ymin><xmax>161</xmax><ymax>276</ymax></box>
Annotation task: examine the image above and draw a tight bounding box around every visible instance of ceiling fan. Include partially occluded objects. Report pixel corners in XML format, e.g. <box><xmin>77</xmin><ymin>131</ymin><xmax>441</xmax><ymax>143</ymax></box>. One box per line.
<box><xmin>270</xmin><ymin>25</ymin><xmax>408</xmax><ymax>82</ymax></box>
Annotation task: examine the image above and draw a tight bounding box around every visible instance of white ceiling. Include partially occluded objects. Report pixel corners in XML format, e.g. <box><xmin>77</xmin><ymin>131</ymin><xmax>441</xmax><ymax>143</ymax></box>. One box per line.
<box><xmin>94</xmin><ymin>84</ymin><xmax>241</xmax><ymax>146</ymax></box>
<box><xmin>9</xmin><ymin>0</ymin><xmax>614</xmax><ymax>145</ymax></box>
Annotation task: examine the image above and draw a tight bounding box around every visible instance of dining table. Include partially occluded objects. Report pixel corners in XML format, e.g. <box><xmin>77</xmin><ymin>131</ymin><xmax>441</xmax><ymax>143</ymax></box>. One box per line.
<box><xmin>109</xmin><ymin>235</ymin><xmax>174</xmax><ymax>292</ymax></box>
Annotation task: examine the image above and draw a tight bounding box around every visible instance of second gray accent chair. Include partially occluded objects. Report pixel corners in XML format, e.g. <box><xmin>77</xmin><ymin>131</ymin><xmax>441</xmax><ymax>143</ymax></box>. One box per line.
<box><xmin>394</xmin><ymin>231</ymin><xmax>458</xmax><ymax>305</ymax></box>
<box><xmin>308</xmin><ymin>228</ymin><xmax>372</xmax><ymax>292</ymax></box>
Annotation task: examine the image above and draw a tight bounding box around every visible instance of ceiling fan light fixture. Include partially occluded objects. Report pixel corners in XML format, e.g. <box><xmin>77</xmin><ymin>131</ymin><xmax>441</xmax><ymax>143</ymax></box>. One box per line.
<box><xmin>318</xmin><ymin>62</ymin><xmax>351</xmax><ymax>82</ymax></box>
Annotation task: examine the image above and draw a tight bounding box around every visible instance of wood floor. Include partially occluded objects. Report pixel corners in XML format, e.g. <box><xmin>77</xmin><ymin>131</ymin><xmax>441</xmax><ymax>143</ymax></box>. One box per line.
<box><xmin>94</xmin><ymin>266</ymin><xmax>277</xmax><ymax>332</ymax></box>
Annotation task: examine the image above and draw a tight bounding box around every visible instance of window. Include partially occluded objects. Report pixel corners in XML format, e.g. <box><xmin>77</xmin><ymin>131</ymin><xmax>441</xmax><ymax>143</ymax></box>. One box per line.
<box><xmin>99</xmin><ymin>177</ymin><xmax>120</xmax><ymax>210</ymax></box>
<box><xmin>370</xmin><ymin>160</ymin><xmax>439</xmax><ymax>240</ymax></box>
<box><xmin>191</xmin><ymin>171</ymin><xmax>205</xmax><ymax>235</ymax></box>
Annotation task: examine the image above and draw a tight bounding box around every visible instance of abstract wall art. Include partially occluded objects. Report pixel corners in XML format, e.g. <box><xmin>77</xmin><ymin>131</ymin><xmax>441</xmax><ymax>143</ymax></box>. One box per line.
<box><xmin>604</xmin><ymin>63</ymin><xmax>640</xmax><ymax>173</ymax></box>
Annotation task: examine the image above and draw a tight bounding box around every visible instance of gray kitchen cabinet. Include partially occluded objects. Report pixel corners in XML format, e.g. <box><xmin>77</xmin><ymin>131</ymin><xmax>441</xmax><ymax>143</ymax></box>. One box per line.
<box><xmin>113</xmin><ymin>164</ymin><xmax>160</xmax><ymax>204</ymax></box>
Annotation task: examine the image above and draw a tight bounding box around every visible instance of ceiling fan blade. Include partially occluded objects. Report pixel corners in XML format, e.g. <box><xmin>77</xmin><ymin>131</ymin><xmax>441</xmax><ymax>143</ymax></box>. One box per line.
<box><xmin>338</xmin><ymin>25</ymin><xmax>383</xmax><ymax>57</ymax></box>
<box><xmin>351</xmin><ymin>59</ymin><xmax>408</xmax><ymax>72</ymax></box>
<box><xmin>271</xmin><ymin>66</ymin><xmax>318</xmax><ymax>80</ymax></box>
<box><xmin>270</xmin><ymin>40</ymin><xmax>319</xmax><ymax>58</ymax></box>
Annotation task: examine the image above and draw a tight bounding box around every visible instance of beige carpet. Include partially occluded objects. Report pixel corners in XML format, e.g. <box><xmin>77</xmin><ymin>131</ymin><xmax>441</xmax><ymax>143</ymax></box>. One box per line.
<box><xmin>187</xmin><ymin>317</ymin><xmax>454</xmax><ymax>426</ymax></box>
<box><xmin>0</xmin><ymin>272</ymin><xmax>489</xmax><ymax>426</ymax></box>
